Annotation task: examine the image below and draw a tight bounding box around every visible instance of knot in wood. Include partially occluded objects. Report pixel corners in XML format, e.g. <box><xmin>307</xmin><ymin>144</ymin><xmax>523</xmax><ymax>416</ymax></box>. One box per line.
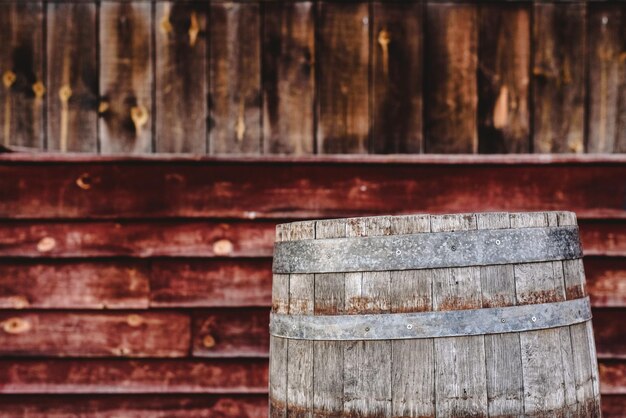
<box><xmin>213</xmin><ymin>239</ymin><xmax>234</xmax><ymax>256</ymax></box>
<box><xmin>58</xmin><ymin>85</ymin><xmax>72</xmax><ymax>102</ymax></box>
<box><xmin>76</xmin><ymin>173</ymin><xmax>94</xmax><ymax>190</ymax></box>
<box><xmin>2</xmin><ymin>71</ymin><xmax>16</xmax><ymax>88</ymax></box>
<box><xmin>126</xmin><ymin>314</ymin><xmax>143</xmax><ymax>327</ymax></box>
<box><xmin>2</xmin><ymin>317</ymin><xmax>31</xmax><ymax>334</ymax></box>
<box><xmin>202</xmin><ymin>335</ymin><xmax>216</xmax><ymax>348</ymax></box>
<box><xmin>37</xmin><ymin>237</ymin><xmax>57</xmax><ymax>253</ymax></box>
<box><xmin>32</xmin><ymin>81</ymin><xmax>46</xmax><ymax>99</ymax></box>
<box><xmin>130</xmin><ymin>105</ymin><xmax>149</xmax><ymax>130</ymax></box>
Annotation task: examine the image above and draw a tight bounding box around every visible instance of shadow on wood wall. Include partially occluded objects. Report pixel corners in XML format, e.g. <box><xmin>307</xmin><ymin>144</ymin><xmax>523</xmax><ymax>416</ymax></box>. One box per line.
<box><xmin>0</xmin><ymin>1</ymin><xmax>624</xmax><ymax>154</ymax></box>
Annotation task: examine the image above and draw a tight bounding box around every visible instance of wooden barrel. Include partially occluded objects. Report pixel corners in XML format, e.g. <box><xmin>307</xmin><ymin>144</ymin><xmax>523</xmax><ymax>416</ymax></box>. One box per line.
<box><xmin>269</xmin><ymin>212</ymin><xmax>601</xmax><ymax>417</ymax></box>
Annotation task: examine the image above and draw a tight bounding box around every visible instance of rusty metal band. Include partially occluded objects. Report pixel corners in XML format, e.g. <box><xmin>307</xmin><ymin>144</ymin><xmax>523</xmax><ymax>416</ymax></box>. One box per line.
<box><xmin>272</xmin><ymin>226</ymin><xmax>582</xmax><ymax>274</ymax></box>
<box><xmin>269</xmin><ymin>297</ymin><xmax>591</xmax><ymax>341</ymax></box>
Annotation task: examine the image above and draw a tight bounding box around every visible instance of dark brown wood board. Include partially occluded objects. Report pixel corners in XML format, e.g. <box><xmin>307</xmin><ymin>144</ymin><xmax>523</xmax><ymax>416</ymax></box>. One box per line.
<box><xmin>0</xmin><ymin>156</ymin><xmax>624</xmax><ymax>219</ymax></box>
<box><xmin>478</xmin><ymin>3</ymin><xmax>530</xmax><ymax>153</ymax></box>
<box><xmin>371</xmin><ymin>2</ymin><xmax>423</xmax><ymax>154</ymax></box>
<box><xmin>99</xmin><ymin>2</ymin><xmax>153</xmax><ymax>153</ymax></box>
<box><xmin>533</xmin><ymin>2</ymin><xmax>586</xmax><ymax>153</ymax></box>
<box><xmin>424</xmin><ymin>3</ymin><xmax>478</xmax><ymax>153</ymax></box>
<box><xmin>209</xmin><ymin>2</ymin><xmax>261</xmax><ymax>154</ymax></box>
<box><xmin>0</xmin><ymin>395</ymin><xmax>268</xmax><ymax>418</ymax></box>
<box><xmin>0</xmin><ymin>312</ymin><xmax>190</xmax><ymax>357</ymax></box>
<box><xmin>46</xmin><ymin>2</ymin><xmax>98</xmax><ymax>152</ymax></box>
<box><xmin>0</xmin><ymin>2</ymin><xmax>44</xmax><ymax>149</ymax></box>
<box><xmin>262</xmin><ymin>2</ymin><xmax>315</xmax><ymax>155</ymax></box>
<box><xmin>155</xmin><ymin>2</ymin><xmax>208</xmax><ymax>153</ymax></box>
<box><xmin>316</xmin><ymin>2</ymin><xmax>370</xmax><ymax>154</ymax></box>
<box><xmin>0</xmin><ymin>359</ymin><xmax>268</xmax><ymax>393</ymax></box>
<box><xmin>587</xmin><ymin>3</ymin><xmax>626</xmax><ymax>153</ymax></box>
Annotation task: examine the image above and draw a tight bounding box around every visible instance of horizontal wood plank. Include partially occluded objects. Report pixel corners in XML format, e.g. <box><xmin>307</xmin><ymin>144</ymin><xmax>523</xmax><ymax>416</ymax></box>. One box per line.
<box><xmin>0</xmin><ymin>394</ymin><xmax>267</xmax><ymax>418</ymax></box>
<box><xmin>0</xmin><ymin>219</ymin><xmax>622</xmax><ymax>258</ymax></box>
<box><xmin>601</xmin><ymin>395</ymin><xmax>626</xmax><ymax>418</ymax></box>
<box><xmin>0</xmin><ymin>157</ymin><xmax>624</xmax><ymax>219</ymax></box>
<box><xmin>151</xmin><ymin>259</ymin><xmax>271</xmax><ymax>308</ymax></box>
<box><xmin>192</xmin><ymin>308</ymin><xmax>269</xmax><ymax>357</ymax></box>
<box><xmin>594</xmin><ymin>309</ymin><xmax>626</xmax><ymax>359</ymax></box>
<box><xmin>0</xmin><ymin>312</ymin><xmax>190</xmax><ymax>357</ymax></box>
<box><xmin>0</xmin><ymin>359</ymin><xmax>268</xmax><ymax>394</ymax></box>
<box><xmin>0</xmin><ymin>260</ymin><xmax>149</xmax><ymax>309</ymax></box>
<box><xmin>586</xmin><ymin>257</ymin><xmax>626</xmax><ymax>308</ymax></box>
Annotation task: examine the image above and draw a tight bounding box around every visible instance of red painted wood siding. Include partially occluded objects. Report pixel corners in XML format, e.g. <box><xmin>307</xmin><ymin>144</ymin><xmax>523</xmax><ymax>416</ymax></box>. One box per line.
<box><xmin>0</xmin><ymin>154</ymin><xmax>625</xmax><ymax>417</ymax></box>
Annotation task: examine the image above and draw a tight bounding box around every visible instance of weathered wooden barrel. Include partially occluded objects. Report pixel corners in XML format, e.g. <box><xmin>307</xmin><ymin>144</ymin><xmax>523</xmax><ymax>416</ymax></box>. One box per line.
<box><xmin>269</xmin><ymin>212</ymin><xmax>601</xmax><ymax>417</ymax></box>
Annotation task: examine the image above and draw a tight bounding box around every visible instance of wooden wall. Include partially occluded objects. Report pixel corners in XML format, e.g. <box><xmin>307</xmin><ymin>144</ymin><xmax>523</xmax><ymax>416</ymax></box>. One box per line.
<box><xmin>0</xmin><ymin>154</ymin><xmax>625</xmax><ymax>416</ymax></box>
<box><xmin>0</xmin><ymin>1</ymin><xmax>625</xmax><ymax>155</ymax></box>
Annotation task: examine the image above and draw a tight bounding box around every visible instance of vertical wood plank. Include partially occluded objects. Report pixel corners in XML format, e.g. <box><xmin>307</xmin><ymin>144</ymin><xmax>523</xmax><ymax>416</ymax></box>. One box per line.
<box><xmin>270</xmin><ymin>224</ymin><xmax>290</xmax><ymax>418</ymax></box>
<box><xmin>477</xmin><ymin>213</ymin><xmax>524</xmax><ymax>417</ymax></box>
<box><xmin>313</xmin><ymin>218</ymin><xmax>347</xmax><ymax>417</ymax></box>
<box><xmin>389</xmin><ymin>215</ymin><xmax>434</xmax><ymax>417</ymax></box>
<box><xmin>511</xmin><ymin>212</ymin><xmax>567</xmax><ymax>416</ymax></box>
<box><xmin>99</xmin><ymin>2</ymin><xmax>153</xmax><ymax>154</ymax></box>
<box><xmin>478</xmin><ymin>3</ymin><xmax>530</xmax><ymax>153</ymax></box>
<box><xmin>343</xmin><ymin>217</ymin><xmax>391</xmax><ymax>416</ymax></box>
<box><xmin>533</xmin><ymin>2</ymin><xmax>586</xmax><ymax>154</ymax></box>
<box><xmin>47</xmin><ymin>2</ymin><xmax>98</xmax><ymax>152</ymax></box>
<box><xmin>155</xmin><ymin>2</ymin><xmax>208</xmax><ymax>153</ymax></box>
<box><xmin>431</xmin><ymin>214</ymin><xmax>488</xmax><ymax>417</ymax></box>
<box><xmin>286</xmin><ymin>221</ymin><xmax>315</xmax><ymax>417</ymax></box>
<box><xmin>263</xmin><ymin>2</ymin><xmax>314</xmax><ymax>155</ymax></box>
<box><xmin>587</xmin><ymin>3</ymin><xmax>626</xmax><ymax>153</ymax></box>
<box><xmin>424</xmin><ymin>3</ymin><xmax>478</xmax><ymax>153</ymax></box>
<box><xmin>371</xmin><ymin>2</ymin><xmax>423</xmax><ymax>154</ymax></box>
<box><xmin>0</xmin><ymin>2</ymin><xmax>44</xmax><ymax>149</ymax></box>
<box><xmin>317</xmin><ymin>2</ymin><xmax>369</xmax><ymax>154</ymax></box>
<box><xmin>209</xmin><ymin>2</ymin><xmax>261</xmax><ymax>154</ymax></box>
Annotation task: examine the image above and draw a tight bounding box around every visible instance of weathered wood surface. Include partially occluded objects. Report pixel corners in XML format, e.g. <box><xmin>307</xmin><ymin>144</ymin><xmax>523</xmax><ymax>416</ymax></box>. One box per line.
<box><xmin>0</xmin><ymin>219</ymin><xmax>622</xmax><ymax>258</ymax></box>
<box><xmin>0</xmin><ymin>312</ymin><xmax>190</xmax><ymax>357</ymax></box>
<box><xmin>155</xmin><ymin>2</ymin><xmax>208</xmax><ymax>153</ymax></box>
<box><xmin>0</xmin><ymin>395</ymin><xmax>268</xmax><ymax>418</ymax></box>
<box><xmin>0</xmin><ymin>157</ymin><xmax>625</xmax><ymax>219</ymax></box>
<box><xmin>151</xmin><ymin>260</ymin><xmax>272</xmax><ymax>307</ymax></box>
<box><xmin>587</xmin><ymin>3</ymin><xmax>626</xmax><ymax>153</ymax></box>
<box><xmin>46</xmin><ymin>3</ymin><xmax>98</xmax><ymax>152</ymax></box>
<box><xmin>371</xmin><ymin>2</ymin><xmax>423</xmax><ymax>154</ymax></box>
<box><xmin>478</xmin><ymin>3</ymin><xmax>530</xmax><ymax>153</ymax></box>
<box><xmin>0</xmin><ymin>359</ymin><xmax>268</xmax><ymax>393</ymax></box>
<box><xmin>424</xmin><ymin>3</ymin><xmax>477</xmax><ymax>153</ymax></box>
<box><xmin>0</xmin><ymin>2</ymin><xmax>44</xmax><ymax>149</ymax></box>
<box><xmin>192</xmin><ymin>308</ymin><xmax>269</xmax><ymax>357</ymax></box>
<box><xmin>99</xmin><ymin>2</ymin><xmax>153</xmax><ymax>154</ymax></box>
<box><xmin>0</xmin><ymin>260</ymin><xmax>150</xmax><ymax>309</ymax></box>
<box><xmin>262</xmin><ymin>2</ymin><xmax>314</xmax><ymax>155</ymax></box>
<box><xmin>533</xmin><ymin>2</ymin><xmax>586</xmax><ymax>153</ymax></box>
<box><xmin>317</xmin><ymin>2</ymin><xmax>370</xmax><ymax>154</ymax></box>
<box><xmin>209</xmin><ymin>2</ymin><xmax>261</xmax><ymax>154</ymax></box>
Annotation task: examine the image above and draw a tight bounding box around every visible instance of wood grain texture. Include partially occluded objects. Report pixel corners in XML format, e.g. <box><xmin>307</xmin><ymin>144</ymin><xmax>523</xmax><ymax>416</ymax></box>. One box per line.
<box><xmin>477</xmin><ymin>213</ymin><xmax>524</xmax><ymax>416</ymax></box>
<box><xmin>424</xmin><ymin>3</ymin><xmax>478</xmax><ymax>153</ymax></box>
<box><xmin>390</xmin><ymin>215</ymin><xmax>434</xmax><ymax>417</ymax></box>
<box><xmin>0</xmin><ymin>395</ymin><xmax>268</xmax><ymax>418</ymax></box>
<box><xmin>209</xmin><ymin>2</ymin><xmax>261</xmax><ymax>154</ymax></box>
<box><xmin>150</xmin><ymin>259</ymin><xmax>272</xmax><ymax>308</ymax></box>
<box><xmin>431</xmin><ymin>214</ymin><xmax>488</xmax><ymax>416</ymax></box>
<box><xmin>586</xmin><ymin>257</ymin><xmax>626</xmax><ymax>307</ymax></box>
<box><xmin>262</xmin><ymin>2</ymin><xmax>314</xmax><ymax>155</ymax></box>
<box><xmin>343</xmin><ymin>217</ymin><xmax>392</xmax><ymax>416</ymax></box>
<box><xmin>0</xmin><ymin>312</ymin><xmax>190</xmax><ymax>357</ymax></box>
<box><xmin>0</xmin><ymin>220</ymin><xmax>276</xmax><ymax>258</ymax></box>
<box><xmin>587</xmin><ymin>3</ymin><xmax>626</xmax><ymax>153</ymax></box>
<box><xmin>1</xmin><ymin>158</ymin><xmax>625</xmax><ymax>219</ymax></box>
<box><xmin>0</xmin><ymin>2</ymin><xmax>44</xmax><ymax>148</ymax></box>
<box><xmin>0</xmin><ymin>359</ymin><xmax>268</xmax><ymax>394</ymax></box>
<box><xmin>192</xmin><ymin>308</ymin><xmax>269</xmax><ymax>358</ymax></box>
<box><xmin>371</xmin><ymin>2</ymin><xmax>423</xmax><ymax>154</ymax></box>
<box><xmin>594</xmin><ymin>308</ymin><xmax>626</xmax><ymax>359</ymax></box>
<box><xmin>312</xmin><ymin>217</ymin><xmax>347</xmax><ymax>417</ymax></box>
<box><xmin>155</xmin><ymin>2</ymin><xmax>208</xmax><ymax>153</ymax></box>
<box><xmin>99</xmin><ymin>2</ymin><xmax>153</xmax><ymax>153</ymax></box>
<box><xmin>46</xmin><ymin>3</ymin><xmax>98</xmax><ymax>152</ymax></box>
<box><xmin>478</xmin><ymin>3</ymin><xmax>530</xmax><ymax>153</ymax></box>
<box><xmin>317</xmin><ymin>2</ymin><xmax>369</xmax><ymax>154</ymax></box>
<box><xmin>533</xmin><ymin>2</ymin><xmax>586</xmax><ymax>153</ymax></box>
<box><xmin>0</xmin><ymin>260</ymin><xmax>149</xmax><ymax>309</ymax></box>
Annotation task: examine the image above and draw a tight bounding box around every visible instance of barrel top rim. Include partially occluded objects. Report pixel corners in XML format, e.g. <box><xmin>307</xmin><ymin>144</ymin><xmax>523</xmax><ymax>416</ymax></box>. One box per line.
<box><xmin>276</xmin><ymin>211</ymin><xmax>577</xmax><ymax>230</ymax></box>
